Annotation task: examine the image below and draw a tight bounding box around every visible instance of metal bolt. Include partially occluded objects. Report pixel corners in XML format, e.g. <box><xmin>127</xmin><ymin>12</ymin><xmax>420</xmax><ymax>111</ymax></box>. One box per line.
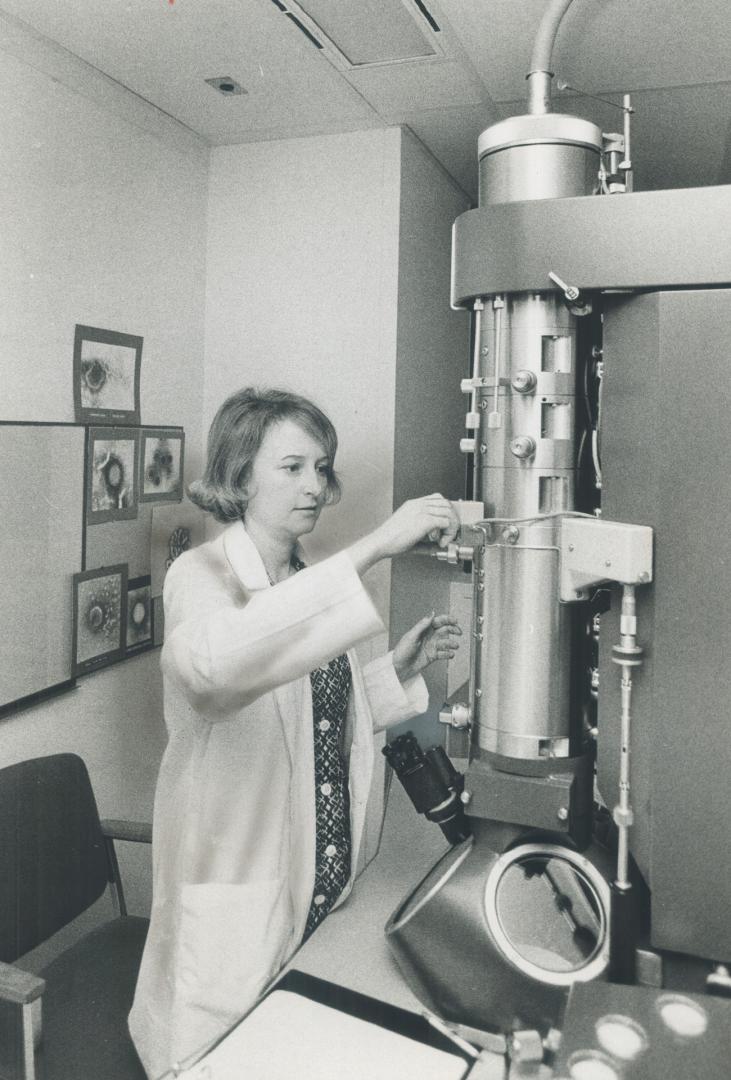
<box><xmin>639</xmin><ymin>571</ymin><xmax>650</xmax><ymax>583</ymax></box>
<box><xmin>568</xmin><ymin>543</ymin><xmax>575</xmax><ymax>552</ymax></box>
<box><xmin>512</xmin><ymin>369</ymin><xmax>537</xmax><ymax>394</ymax></box>
<box><xmin>460</xmin><ymin>790</ymin><xmax>472</xmax><ymax>805</ymax></box>
<box><xmin>502</xmin><ymin>525</ymin><xmax>520</xmax><ymax>545</ymax></box>
<box><xmin>475</xmin><ymin>688</ymin><xmax>482</xmax><ymax>697</ymax></box>
<box><xmin>481</xmin><ymin>346</ymin><xmax>489</xmax><ymax>355</ymax></box>
<box><xmin>557</xmin><ymin>807</ymin><xmax>569</xmax><ymax>822</ymax></box>
<box><xmin>605</xmin><ymin>560</ymin><xmax>612</xmax><ymax>568</ymax></box>
<box><xmin>576</xmin><ymin>590</ymin><xmax>584</xmax><ymax>598</ymax></box>
<box><xmin>509</xmin><ymin>435</ymin><xmax>536</xmax><ymax>460</ymax></box>
<box><xmin>479</xmin><ymin>443</ymin><xmax>487</xmax><ymax>454</ymax></box>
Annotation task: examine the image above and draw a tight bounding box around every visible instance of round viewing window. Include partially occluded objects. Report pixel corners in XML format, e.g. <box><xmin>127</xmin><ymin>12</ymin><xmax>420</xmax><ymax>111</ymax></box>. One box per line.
<box><xmin>484</xmin><ymin>843</ymin><xmax>610</xmax><ymax>986</ymax></box>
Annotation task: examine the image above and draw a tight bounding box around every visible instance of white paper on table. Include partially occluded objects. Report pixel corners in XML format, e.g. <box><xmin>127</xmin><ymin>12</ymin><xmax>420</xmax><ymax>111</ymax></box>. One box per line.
<box><xmin>178</xmin><ymin>990</ymin><xmax>469</xmax><ymax>1080</ymax></box>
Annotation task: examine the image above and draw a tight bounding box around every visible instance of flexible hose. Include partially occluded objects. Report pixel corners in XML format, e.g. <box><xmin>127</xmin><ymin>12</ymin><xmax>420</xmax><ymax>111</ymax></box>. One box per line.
<box><xmin>527</xmin><ymin>0</ymin><xmax>576</xmax><ymax>113</ymax></box>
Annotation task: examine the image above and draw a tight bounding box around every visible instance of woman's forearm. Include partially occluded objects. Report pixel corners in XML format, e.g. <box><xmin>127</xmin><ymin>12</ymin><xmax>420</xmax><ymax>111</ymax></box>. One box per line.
<box><xmin>345</xmin><ymin>531</ymin><xmax>386</xmax><ymax>576</ymax></box>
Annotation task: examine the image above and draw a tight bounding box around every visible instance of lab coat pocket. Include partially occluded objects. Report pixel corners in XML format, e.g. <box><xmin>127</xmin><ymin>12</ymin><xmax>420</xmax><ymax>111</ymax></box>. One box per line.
<box><xmin>173</xmin><ymin>878</ymin><xmax>291</xmax><ymax>1061</ymax></box>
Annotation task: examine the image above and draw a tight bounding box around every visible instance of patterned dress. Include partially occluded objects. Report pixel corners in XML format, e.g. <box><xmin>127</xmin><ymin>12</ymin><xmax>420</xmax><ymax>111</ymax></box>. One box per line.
<box><xmin>289</xmin><ymin>557</ymin><xmax>353</xmax><ymax>941</ymax></box>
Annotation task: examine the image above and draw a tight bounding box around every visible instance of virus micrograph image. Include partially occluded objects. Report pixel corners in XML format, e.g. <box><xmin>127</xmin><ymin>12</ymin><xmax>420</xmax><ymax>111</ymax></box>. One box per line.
<box><xmin>79</xmin><ymin>339</ymin><xmax>136</xmax><ymax>412</ymax></box>
<box><xmin>76</xmin><ymin>571</ymin><xmax>124</xmax><ymax>664</ymax></box>
<box><xmin>142</xmin><ymin>435</ymin><xmax>182</xmax><ymax>499</ymax></box>
<box><xmin>166</xmin><ymin>526</ymin><xmax>191</xmax><ymax>570</ymax></box>
<box><xmin>127</xmin><ymin>581</ymin><xmax>152</xmax><ymax>648</ymax></box>
<box><xmin>91</xmin><ymin>438</ymin><xmax>136</xmax><ymax>512</ymax></box>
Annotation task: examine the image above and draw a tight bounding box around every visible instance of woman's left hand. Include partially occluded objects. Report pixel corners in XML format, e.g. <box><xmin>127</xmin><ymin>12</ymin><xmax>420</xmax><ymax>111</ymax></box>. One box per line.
<box><xmin>392</xmin><ymin>613</ymin><xmax>462</xmax><ymax>683</ymax></box>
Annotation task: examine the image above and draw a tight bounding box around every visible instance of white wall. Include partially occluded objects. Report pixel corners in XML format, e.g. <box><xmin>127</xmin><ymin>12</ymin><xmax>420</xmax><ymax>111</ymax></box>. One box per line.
<box><xmin>0</xmin><ymin>29</ymin><xmax>209</xmax><ymax>920</ymax></box>
<box><xmin>204</xmin><ymin>128</ymin><xmax>403</xmax><ymax>643</ymax></box>
<box><xmin>390</xmin><ymin>129</ymin><xmax>472</xmax><ymax>743</ymax></box>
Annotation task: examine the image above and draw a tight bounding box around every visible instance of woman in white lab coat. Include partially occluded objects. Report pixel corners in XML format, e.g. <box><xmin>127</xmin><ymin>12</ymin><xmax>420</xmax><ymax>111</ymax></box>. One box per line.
<box><xmin>128</xmin><ymin>387</ymin><xmax>461</xmax><ymax>1078</ymax></box>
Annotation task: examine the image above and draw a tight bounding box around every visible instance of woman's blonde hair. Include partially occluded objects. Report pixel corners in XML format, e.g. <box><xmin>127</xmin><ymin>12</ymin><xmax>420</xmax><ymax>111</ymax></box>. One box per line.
<box><xmin>188</xmin><ymin>387</ymin><xmax>341</xmax><ymax>522</ymax></box>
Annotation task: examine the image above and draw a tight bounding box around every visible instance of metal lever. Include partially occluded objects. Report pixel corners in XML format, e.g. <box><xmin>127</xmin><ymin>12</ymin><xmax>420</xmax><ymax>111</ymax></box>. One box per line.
<box><xmin>548</xmin><ymin>270</ymin><xmax>580</xmax><ymax>302</ymax></box>
<box><xmin>548</xmin><ymin>271</ymin><xmax>592</xmax><ymax>317</ymax></box>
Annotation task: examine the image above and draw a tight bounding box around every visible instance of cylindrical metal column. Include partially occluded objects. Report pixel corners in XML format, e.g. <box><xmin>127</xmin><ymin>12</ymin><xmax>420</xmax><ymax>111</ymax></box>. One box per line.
<box><xmin>469</xmin><ymin>114</ymin><xmax>601</xmax><ymax>761</ymax></box>
<box><xmin>473</xmin><ymin>295</ymin><xmax>577</xmax><ymax>758</ymax></box>
<box><xmin>478</xmin><ymin>115</ymin><xmax>602</xmax><ymax>204</ymax></box>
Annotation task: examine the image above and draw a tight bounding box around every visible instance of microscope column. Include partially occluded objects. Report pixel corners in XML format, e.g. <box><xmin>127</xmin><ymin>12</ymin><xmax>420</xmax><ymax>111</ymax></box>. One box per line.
<box><xmin>469</xmin><ymin>114</ymin><xmax>602</xmax><ymax>767</ymax></box>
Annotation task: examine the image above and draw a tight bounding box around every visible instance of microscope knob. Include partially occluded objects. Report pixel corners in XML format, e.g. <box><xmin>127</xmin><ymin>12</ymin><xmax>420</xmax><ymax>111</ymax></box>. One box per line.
<box><xmin>510</xmin><ymin>435</ymin><xmax>536</xmax><ymax>459</ymax></box>
<box><xmin>512</xmin><ymin>370</ymin><xmax>537</xmax><ymax>394</ymax></box>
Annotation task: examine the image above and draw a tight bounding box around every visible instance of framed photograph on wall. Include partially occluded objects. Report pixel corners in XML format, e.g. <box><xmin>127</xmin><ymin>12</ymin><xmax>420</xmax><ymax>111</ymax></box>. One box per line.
<box><xmin>72</xmin><ymin>564</ymin><xmax>127</xmax><ymax>675</ymax></box>
<box><xmin>73</xmin><ymin>324</ymin><xmax>142</xmax><ymax>425</ymax></box>
<box><xmin>126</xmin><ymin>575</ymin><xmax>154</xmax><ymax>653</ymax></box>
<box><xmin>139</xmin><ymin>427</ymin><xmax>185</xmax><ymax>503</ymax></box>
<box><xmin>86</xmin><ymin>426</ymin><xmax>140</xmax><ymax>524</ymax></box>
<box><xmin>150</xmin><ymin>500</ymin><xmax>205</xmax><ymax>596</ymax></box>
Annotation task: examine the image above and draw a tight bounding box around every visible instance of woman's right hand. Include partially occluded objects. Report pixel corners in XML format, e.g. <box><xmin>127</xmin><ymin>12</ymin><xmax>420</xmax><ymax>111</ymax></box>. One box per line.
<box><xmin>347</xmin><ymin>494</ymin><xmax>459</xmax><ymax>574</ymax></box>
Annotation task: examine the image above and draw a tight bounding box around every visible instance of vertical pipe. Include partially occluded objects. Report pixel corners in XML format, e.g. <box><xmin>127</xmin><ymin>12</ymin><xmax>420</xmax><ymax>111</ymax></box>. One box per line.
<box><xmin>609</xmin><ymin>585</ymin><xmax>643</xmax><ymax>983</ymax></box>
<box><xmin>526</xmin><ymin>0</ymin><xmax>576</xmax><ymax>114</ymax></box>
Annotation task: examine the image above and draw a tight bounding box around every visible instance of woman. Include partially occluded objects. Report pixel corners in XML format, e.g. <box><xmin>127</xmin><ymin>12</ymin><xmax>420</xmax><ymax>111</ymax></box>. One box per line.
<box><xmin>129</xmin><ymin>387</ymin><xmax>461</xmax><ymax>1077</ymax></box>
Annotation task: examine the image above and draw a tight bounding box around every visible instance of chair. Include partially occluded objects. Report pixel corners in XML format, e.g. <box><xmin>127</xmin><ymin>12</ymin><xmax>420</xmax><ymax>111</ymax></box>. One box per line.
<box><xmin>0</xmin><ymin>753</ymin><xmax>151</xmax><ymax>1080</ymax></box>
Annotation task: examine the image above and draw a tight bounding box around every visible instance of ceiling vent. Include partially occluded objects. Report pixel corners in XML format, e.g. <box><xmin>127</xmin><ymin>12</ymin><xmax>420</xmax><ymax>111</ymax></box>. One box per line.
<box><xmin>205</xmin><ymin>76</ymin><xmax>247</xmax><ymax>96</ymax></box>
<box><xmin>272</xmin><ymin>0</ymin><xmax>444</xmax><ymax>68</ymax></box>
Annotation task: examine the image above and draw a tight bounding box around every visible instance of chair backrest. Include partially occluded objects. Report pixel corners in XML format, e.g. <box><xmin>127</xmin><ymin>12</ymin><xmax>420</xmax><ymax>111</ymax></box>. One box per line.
<box><xmin>0</xmin><ymin>754</ymin><xmax>110</xmax><ymax>962</ymax></box>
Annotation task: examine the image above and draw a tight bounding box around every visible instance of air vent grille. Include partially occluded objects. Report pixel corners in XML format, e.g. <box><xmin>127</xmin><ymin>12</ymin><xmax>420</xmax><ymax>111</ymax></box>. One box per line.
<box><xmin>273</xmin><ymin>0</ymin><xmax>443</xmax><ymax>67</ymax></box>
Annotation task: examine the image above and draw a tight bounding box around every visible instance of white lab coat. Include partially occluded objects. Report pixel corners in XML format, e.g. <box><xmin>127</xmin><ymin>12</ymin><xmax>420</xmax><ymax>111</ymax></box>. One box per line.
<box><xmin>128</xmin><ymin>521</ymin><xmax>428</xmax><ymax>1078</ymax></box>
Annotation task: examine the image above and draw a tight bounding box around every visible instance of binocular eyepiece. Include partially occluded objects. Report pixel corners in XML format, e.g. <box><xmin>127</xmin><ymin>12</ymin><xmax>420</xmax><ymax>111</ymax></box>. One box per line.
<box><xmin>382</xmin><ymin>733</ymin><xmax>471</xmax><ymax>846</ymax></box>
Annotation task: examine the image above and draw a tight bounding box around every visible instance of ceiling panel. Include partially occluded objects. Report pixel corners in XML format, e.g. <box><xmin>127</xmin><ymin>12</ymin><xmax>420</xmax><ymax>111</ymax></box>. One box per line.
<box><xmin>293</xmin><ymin>0</ymin><xmax>438</xmax><ymax>65</ymax></box>
<box><xmin>347</xmin><ymin>58</ymin><xmax>489</xmax><ymax>116</ymax></box>
<box><xmin>0</xmin><ymin>0</ymin><xmax>379</xmax><ymax>137</ymax></box>
<box><xmin>439</xmin><ymin>0</ymin><xmax>731</xmax><ymax>102</ymax></box>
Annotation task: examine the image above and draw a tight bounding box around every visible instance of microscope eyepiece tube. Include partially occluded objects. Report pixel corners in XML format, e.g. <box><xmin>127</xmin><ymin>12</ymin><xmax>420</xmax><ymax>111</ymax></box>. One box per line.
<box><xmin>383</xmin><ymin>733</ymin><xmax>471</xmax><ymax>845</ymax></box>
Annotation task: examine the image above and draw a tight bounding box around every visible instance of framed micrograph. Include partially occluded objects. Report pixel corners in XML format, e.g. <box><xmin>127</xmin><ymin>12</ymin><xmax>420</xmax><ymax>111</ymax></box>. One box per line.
<box><xmin>151</xmin><ymin>499</ymin><xmax>205</xmax><ymax>596</ymax></box>
<box><xmin>86</xmin><ymin>426</ymin><xmax>139</xmax><ymax>524</ymax></box>
<box><xmin>139</xmin><ymin>427</ymin><xmax>185</xmax><ymax>503</ymax></box>
<box><xmin>126</xmin><ymin>575</ymin><xmax>153</xmax><ymax>653</ymax></box>
<box><xmin>73</xmin><ymin>324</ymin><xmax>142</xmax><ymax>425</ymax></box>
<box><xmin>72</xmin><ymin>564</ymin><xmax>127</xmax><ymax>675</ymax></box>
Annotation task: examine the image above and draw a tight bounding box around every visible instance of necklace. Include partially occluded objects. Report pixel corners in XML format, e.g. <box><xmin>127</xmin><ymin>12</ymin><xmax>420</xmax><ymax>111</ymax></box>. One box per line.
<box><xmin>266</xmin><ymin>554</ymin><xmax>304</xmax><ymax>585</ymax></box>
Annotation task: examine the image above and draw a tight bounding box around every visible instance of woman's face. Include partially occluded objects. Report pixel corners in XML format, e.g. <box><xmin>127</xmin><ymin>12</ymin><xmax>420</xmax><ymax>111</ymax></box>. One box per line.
<box><xmin>243</xmin><ymin>418</ymin><xmax>331</xmax><ymax>542</ymax></box>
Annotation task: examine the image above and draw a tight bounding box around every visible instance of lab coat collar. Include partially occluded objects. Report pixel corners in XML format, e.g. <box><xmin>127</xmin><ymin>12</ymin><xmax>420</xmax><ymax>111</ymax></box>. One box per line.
<box><xmin>222</xmin><ymin>520</ymin><xmax>306</xmax><ymax>591</ymax></box>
